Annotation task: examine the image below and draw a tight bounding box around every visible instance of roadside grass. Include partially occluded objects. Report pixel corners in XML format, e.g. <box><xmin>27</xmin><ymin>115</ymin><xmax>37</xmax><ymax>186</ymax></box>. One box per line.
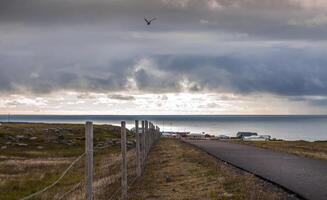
<box><xmin>233</xmin><ymin>140</ymin><xmax>327</xmax><ymax>160</ymax></box>
<box><xmin>129</xmin><ymin>139</ymin><xmax>294</xmax><ymax>200</ymax></box>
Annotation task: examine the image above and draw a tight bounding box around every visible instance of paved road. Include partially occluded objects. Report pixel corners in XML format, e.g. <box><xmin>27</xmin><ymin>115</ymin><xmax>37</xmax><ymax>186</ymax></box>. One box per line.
<box><xmin>185</xmin><ymin>140</ymin><xmax>327</xmax><ymax>200</ymax></box>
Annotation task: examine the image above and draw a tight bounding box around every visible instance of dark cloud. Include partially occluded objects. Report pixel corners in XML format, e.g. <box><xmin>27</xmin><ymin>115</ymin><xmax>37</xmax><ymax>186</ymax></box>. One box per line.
<box><xmin>1</xmin><ymin>0</ymin><xmax>327</xmax><ymax>40</ymax></box>
<box><xmin>1</xmin><ymin>0</ymin><xmax>327</xmax><ymax>106</ymax></box>
<box><xmin>131</xmin><ymin>50</ymin><xmax>327</xmax><ymax>96</ymax></box>
<box><xmin>1</xmin><ymin>47</ymin><xmax>327</xmax><ymax>97</ymax></box>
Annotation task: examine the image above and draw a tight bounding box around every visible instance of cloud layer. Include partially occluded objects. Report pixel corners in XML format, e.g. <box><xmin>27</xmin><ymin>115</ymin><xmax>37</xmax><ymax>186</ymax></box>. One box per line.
<box><xmin>1</xmin><ymin>0</ymin><xmax>327</xmax><ymax>113</ymax></box>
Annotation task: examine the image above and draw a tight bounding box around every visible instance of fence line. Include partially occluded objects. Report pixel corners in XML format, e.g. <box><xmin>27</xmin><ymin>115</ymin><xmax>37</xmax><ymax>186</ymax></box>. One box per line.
<box><xmin>19</xmin><ymin>153</ymin><xmax>86</xmax><ymax>200</ymax></box>
<box><xmin>19</xmin><ymin>119</ymin><xmax>161</xmax><ymax>200</ymax></box>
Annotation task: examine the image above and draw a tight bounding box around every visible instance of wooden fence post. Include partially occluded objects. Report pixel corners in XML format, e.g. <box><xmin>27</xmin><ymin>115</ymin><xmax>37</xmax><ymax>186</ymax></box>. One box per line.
<box><xmin>135</xmin><ymin>120</ymin><xmax>141</xmax><ymax>177</ymax></box>
<box><xmin>141</xmin><ymin>120</ymin><xmax>145</xmax><ymax>171</ymax></box>
<box><xmin>145</xmin><ymin>120</ymin><xmax>149</xmax><ymax>156</ymax></box>
<box><xmin>85</xmin><ymin>121</ymin><xmax>93</xmax><ymax>200</ymax></box>
<box><xmin>121</xmin><ymin>121</ymin><xmax>127</xmax><ymax>200</ymax></box>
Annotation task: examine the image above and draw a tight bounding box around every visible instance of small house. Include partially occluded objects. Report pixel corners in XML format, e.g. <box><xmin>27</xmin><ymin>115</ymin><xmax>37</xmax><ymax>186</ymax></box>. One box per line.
<box><xmin>236</xmin><ymin>132</ymin><xmax>258</xmax><ymax>138</ymax></box>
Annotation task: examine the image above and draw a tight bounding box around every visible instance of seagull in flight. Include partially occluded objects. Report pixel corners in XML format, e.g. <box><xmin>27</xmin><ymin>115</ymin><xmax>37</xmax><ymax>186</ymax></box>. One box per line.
<box><xmin>144</xmin><ymin>18</ymin><xmax>156</xmax><ymax>25</ymax></box>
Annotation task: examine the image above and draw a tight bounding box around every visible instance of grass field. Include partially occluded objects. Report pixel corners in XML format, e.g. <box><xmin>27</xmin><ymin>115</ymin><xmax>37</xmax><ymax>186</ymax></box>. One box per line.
<box><xmin>0</xmin><ymin>122</ymin><xmax>134</xmax><ymax>200</ymax></box>
<box><xmin>232</xmin><ymin>140</ymin><xmax>327</xmax><ymax>160</ymax></box>
<box><xmin>1</xmin><ymin>123</ymin><xmax>303</xmax><ymax>200</ymax></box>
<box><xmin>129</xmin><ymin>139</ymin><xmax>297</xmax><ymax>200</ymax></box>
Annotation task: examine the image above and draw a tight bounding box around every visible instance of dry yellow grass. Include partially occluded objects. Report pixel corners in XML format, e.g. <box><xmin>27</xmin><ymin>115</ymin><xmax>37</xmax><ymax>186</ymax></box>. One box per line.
<box><xmin>0</xmin><ymin>122</ymin><xmax>135</xmax><ymax>200</ymax></box>
<box><xmin>233</xmin><ymin>141</ymin><xmax>327</xmax><ymax>160</ymax></box>
<box><xmin>129</xmin><ymin>139</ymin><xmax>296</xmax><ymax>200</ymax></box>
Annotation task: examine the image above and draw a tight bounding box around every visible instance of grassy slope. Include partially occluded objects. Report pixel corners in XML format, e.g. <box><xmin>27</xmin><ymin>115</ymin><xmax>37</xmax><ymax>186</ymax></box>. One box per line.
<box><xmin>0</xmin><ymin>122</ymin><xmax>128</xmax><ymax>200</ymax></box>
<box><xmin>232</xmin><ymin>140</ymin><xmax>327</xmax><ymax>160</ymax></box>
<box><xmin>129</xmin><ymin>139</ymin><xmax>296</xmax><ymax>200</ymax></box>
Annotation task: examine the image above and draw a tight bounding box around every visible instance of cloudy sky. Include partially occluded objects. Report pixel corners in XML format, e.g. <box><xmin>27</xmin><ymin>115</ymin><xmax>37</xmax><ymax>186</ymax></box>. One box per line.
<box><xmin>1</xmin><ymin>0</ymin><xmax>327</xmax><ymax>114</ymax></box>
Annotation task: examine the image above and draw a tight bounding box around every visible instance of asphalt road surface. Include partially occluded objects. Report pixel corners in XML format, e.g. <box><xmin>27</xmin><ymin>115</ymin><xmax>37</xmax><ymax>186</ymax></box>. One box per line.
<box><xmin>185</xmin><ymin>140</ymin><xmax>327</xmax><ymax>200</ymax></box>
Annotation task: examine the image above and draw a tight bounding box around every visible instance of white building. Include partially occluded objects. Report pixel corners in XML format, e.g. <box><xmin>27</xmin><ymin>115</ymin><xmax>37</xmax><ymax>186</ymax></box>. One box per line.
<box><xmin>243</xmin><ymin>135</ymin><xmax>271</xmax><ymax>141</ymax></box>
<box><xmin>188</xmin><ymin>133</ymin><xmax>205</xmax><ymax>140</ymax></box>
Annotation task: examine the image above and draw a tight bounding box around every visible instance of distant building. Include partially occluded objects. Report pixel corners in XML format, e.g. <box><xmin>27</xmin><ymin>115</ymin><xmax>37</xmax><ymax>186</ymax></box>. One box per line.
<box><xmin>236</xmin><ymin>132</ymin><xmax>258</xmax><ymax>138</ymax></box>
<box><xmin>243</xmin><ymin>135</ymin><xmax>271</xmax><ymax>141</ymax></box>
<box><xmin>188</xmin><ymin>133</ymin><xmax>205</xmax><ymax>140</ymax></box>
<box><xmin>161</xmin><ymin>131</ymin><xmax>189</xmax><ymax>138</ymax></box>
<box><xmin>162</xmin><ymin>132</ymin><xmax>173</xmax><ymax>138</ymax></box>
<box><xmin>217</xmin><ymin>135</ymin><xmax>230</xmax><ymax>139</ymax></box>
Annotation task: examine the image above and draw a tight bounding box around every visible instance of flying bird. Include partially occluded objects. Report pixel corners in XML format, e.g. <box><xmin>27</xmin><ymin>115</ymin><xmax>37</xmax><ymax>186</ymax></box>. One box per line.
<box><xmin>144</xmin><ymin>18</ymin><xmax>156</xmax><ymax>25</ymax></box>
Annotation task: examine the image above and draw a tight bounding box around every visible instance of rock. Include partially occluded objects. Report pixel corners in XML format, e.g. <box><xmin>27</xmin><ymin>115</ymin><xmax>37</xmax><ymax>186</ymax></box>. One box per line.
<box><xmin>222</xmin><ymin>193</ymin><xmax>233</xmax><ymax>198</ymax></box>
<box><xmin>58</xmin><ymin>134</ymin><xmax>65</xmax><ymax>140</ymax></box>
<box><xmin>37</xmin><ymin>146</ymin><xmax>44</xmax><ymax>150</ymax></box>
<box><xmin>106</xmin><ymin>139</ymin><xmax>114</xmax><ymax>145</ymax></box>
<box><xmin>17</xmin><ymin>143</ymin><xmax>28</xmax><ymax>147</ymax></box>
<box><xmin>5</xmin><ymin>141</ymin><xmax>12</xmax><ymax>145</ymax></box>
<box><xmin>16</xmin><ymin>135</ymin><xmax>25</xmax><ymax>140</ymax></box>
<box><xmin>165</xmin><ymin>175</ymin><xmax>172</xmax><ymax>183</ymax></box>
<box><xmin>1</xmin><ymin>146</ymin><xmax>7</xmax><ymax>150</ymax></box>
<box><xmin>4</xmin><ymin>135</ymin><xmax>17</xmax><ymax>141</ymax></box>
<box><xmin>96</xmin><ymin>143</ymin><xmax>105</xmax><ymax>148</ymax></box>
<box><xmin>76</xmin><ymin>137</ymin><xmax>85</xmax><ymax>141</ymax></box>
<box><xmin>29</xmin><ymin>137</ymin><xmax>38</xmax><ymax>141</ymax></box>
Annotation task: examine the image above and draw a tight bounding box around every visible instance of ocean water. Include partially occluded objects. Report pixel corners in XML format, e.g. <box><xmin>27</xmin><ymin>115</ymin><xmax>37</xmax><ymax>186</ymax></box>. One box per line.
<box><xmin>0</xmin><ymin>115</ymin><xmax>327</xmax><ymax>141</ymax></box>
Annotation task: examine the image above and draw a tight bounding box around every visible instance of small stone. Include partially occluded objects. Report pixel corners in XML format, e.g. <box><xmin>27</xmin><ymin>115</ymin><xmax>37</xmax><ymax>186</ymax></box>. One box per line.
<box><xmin>223</xmin><ymin>192</ymin><xmax>233</xmax><ymax>198</ymax></box>
<box><xmin>165</xmin><ymin>175</ymin><xmax>172</xmax><ymax>183</ymax></box>
<box><xmin>76</xmin><ymin>137</ymin><xmax>85</xmax><ymax>140</ymax></box>
<box><xmin>17</xmin><ymin>143</ymin><xmax>28</xmax><ymax>147</ymax></box>
<box><xmin>106</xmin><ymin>140</ymin><xmax>114</xmax><ymax>145</ymax></box>
<box><xmin>37</xmin><ymin>146</ymin><xmax>44</xmax><ymax>150</ymax></box>
<box><xmin>5</xmin><ymin>135</ymin><xmax>16</xmax><ymax>141</ymax></box>
<box><xmin>30</xmin><ymin>137</ymin><xmax>38</xmax><ymax>141</ymax></box>
<box><xmin>1</xmin><ymin>146</ymin><xmax>7</xmax><ymax>150</ymax></box>
<box><xmin>16</xmin><ymin>135</ymin><xmax>25</xmax><ymax>140</ymax></box>
<box><xmin>58</xmin><ymin>134</ymin><xmax>64</xmax><ymax>140</ymax></box>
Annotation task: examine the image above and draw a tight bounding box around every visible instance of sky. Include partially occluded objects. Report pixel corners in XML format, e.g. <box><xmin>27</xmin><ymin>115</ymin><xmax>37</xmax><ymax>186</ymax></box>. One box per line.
<box><xmin>1</xmin><ymin>0</ymin><xmax>327</xmax><ymax>115</ymax></box>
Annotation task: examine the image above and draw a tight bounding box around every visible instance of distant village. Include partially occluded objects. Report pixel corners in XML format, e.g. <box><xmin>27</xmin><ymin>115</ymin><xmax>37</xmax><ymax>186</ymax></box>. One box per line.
<box><xmin>161</xmin><ymin>131</ymin><xmax>277</xmax><ymax>141</ymax></box>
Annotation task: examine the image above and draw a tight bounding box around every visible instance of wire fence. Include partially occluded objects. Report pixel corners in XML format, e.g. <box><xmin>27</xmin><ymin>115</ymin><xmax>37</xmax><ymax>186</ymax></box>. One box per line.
<box><xmin>18</xmin><ymin>120</ymin><xmax>161</xmax><ymax>200</ymax></box>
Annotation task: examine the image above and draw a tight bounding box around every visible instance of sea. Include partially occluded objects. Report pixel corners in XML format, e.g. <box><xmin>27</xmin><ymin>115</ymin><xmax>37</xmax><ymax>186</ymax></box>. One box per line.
<box><xmin>0</xmin><ymin>115</ymin><xmax>327</xmax><ymax>141</ymax></box>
